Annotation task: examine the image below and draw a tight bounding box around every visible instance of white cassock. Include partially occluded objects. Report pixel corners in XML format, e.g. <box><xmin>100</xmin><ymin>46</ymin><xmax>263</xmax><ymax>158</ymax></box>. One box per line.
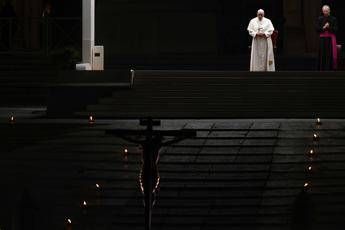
<box><xmin>247</xmin><ymin>17</ymin><xmax>275</xmax><ymax>72</ymax></box>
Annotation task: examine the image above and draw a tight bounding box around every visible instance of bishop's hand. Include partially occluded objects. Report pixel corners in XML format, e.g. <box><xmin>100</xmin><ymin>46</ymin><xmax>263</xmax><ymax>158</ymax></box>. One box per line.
<box><xmin>323</xmin><ymin>22</ymin><xmax>330</xmax><ymax>30</ymax></box>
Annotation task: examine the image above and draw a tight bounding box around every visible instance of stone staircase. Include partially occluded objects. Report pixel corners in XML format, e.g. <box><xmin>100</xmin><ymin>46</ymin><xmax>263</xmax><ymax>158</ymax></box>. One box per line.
<box><xmin>0</xmin><ymin>54</ymin><xmax>58</xmax><ymax>106</ymax></box>
<box><xmin>78</xmin><ymin>71</ymin><xmax>345</xmax><ymax>119</ymax></box>
<box><xmin>2</xmin><ymin>118</ymin><xmax>345</xmax><ymax>230</ymax></box>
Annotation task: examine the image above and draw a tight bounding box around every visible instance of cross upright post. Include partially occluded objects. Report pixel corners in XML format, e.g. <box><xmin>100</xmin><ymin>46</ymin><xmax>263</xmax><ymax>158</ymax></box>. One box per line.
<box><xmin>140</xmin><ymin>118</ymin><xmax>161</xmax><ymax>230</ymax></box>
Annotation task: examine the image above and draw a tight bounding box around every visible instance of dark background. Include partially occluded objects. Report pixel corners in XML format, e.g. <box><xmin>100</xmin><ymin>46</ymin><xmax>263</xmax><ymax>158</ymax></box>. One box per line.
<box><xmin>19</xmin><ymin>0</ymin><xmax>345</xmax><ymax>69</ymax></box>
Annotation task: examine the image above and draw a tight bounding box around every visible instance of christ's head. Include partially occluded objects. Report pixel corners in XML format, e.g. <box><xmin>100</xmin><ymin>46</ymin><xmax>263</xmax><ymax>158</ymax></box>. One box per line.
<box><xmin>257</xmin><ymin>9</ymin><xmax>265</xmax><ymax>21</ymax></box>
<box><xmin>322</xmin><ymin>5</ymin><xmax>331</xmax><ymax>17</ymax></box>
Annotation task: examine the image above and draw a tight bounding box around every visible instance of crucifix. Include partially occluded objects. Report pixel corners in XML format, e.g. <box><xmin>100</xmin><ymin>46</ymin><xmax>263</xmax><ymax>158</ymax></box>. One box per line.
<box><xmin>106</xmin><ymin>118</ymin><xmax>196</xmax><ymax>230</ymax></box>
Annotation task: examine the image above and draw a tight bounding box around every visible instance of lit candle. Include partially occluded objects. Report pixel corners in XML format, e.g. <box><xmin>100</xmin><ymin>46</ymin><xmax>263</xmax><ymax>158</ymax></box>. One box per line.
<box><xmin>89</xmin><ymin>115</ymin><xmax>95</xmax><ymax>124</ymax></box>
<box><xmin>66</xmin><ymin>218</ymin><xmax>72</xmax><ymax>230</ymax></box>
<box><xmin>81</xmin><ymin>200</ymin><xmax>88</xmax><ymax>216</ymax></box>
<box><xmin>9</xmin><ymin>115</ymin><xmax>15</xmax><ymax>124</ymax></box>
<box><xmin>95</xmin><ymin>183</ymin><xmax>101</xmax><ymax>206</ymax></box>
<box><xmin>308</xmin><ymin>149</ymin><xmax>315</xmax><ymax>156</ymax></box>
<box><xmin>306</xmin><ymin>165</ymin><xmax>313</xmax><ymax>172</ymax></box>
<box><xmin>313</xmin><ymin>133</ymin><xmax>320</xmax><ymax>141</ymax></box>
<box><xmin>316</xmin><ymin>118</ymin><xmax>322</xmax><ymax>125</ymax></box>
<box><xmin>123</xmin><ymin>148</ymin><xmax>129</xmax><ymax>168</ymax></box>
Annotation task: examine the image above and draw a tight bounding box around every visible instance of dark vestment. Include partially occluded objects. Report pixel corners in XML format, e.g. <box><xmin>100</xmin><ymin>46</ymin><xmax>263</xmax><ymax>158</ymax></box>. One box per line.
<box><xmin>316</xmin><ymin>16</ymin><xmax>338</xmax><ymax>70</ymax></box>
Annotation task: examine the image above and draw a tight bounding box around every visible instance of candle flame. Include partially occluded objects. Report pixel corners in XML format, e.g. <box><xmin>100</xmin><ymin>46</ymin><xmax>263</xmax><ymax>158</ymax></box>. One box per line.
<box><xmin>89</xmin><ymin>115</ymin><xmax>95</xmax><ymax>123</ymax></box>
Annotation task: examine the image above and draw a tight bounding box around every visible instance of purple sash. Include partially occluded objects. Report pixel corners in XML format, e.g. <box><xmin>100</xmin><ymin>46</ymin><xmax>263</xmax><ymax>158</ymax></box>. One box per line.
<box><xmin>320</xmin><ymin>31</ymin><xmax>338</xmax><ymax>70</ymax></box>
